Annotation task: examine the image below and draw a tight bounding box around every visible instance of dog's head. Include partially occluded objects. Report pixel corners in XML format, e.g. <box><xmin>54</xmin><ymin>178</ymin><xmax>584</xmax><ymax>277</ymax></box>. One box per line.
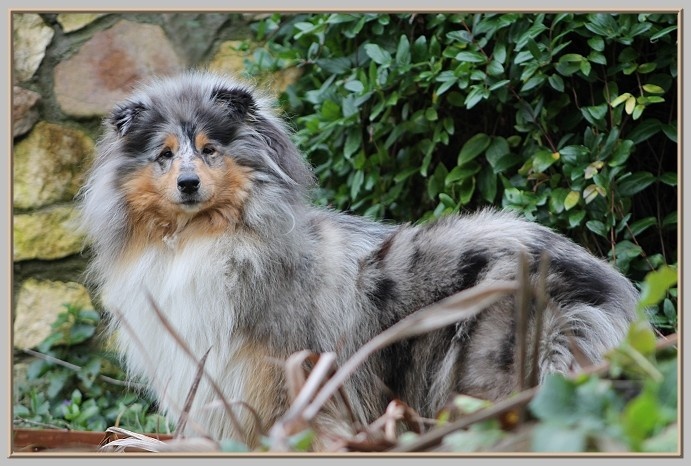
<box><xmin>94</xmin><ymin>71</ymin><xmax>314</xmax><ymax>240</ymax></box>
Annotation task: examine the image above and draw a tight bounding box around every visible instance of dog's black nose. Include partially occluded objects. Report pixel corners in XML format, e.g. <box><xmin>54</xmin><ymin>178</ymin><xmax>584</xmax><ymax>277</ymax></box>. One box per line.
<box><xmin>177</xmin><ymin>174</ymin><xmax>200</xmax><ymax>194</ymax></box>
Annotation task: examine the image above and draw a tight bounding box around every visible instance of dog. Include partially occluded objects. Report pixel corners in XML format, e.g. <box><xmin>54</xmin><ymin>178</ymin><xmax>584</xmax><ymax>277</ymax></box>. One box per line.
<box><xmin>78</xmin><ymin>70</ymin><xmax>639</xmax><ymax>448</ymax></box>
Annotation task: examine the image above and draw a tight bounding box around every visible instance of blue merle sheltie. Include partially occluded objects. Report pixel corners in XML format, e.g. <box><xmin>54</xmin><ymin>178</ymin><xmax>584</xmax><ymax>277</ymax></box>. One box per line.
<box><xmin>78</xmin><ymin>70</ymin><xmax>639</xmax><ymax>447</ymax></box>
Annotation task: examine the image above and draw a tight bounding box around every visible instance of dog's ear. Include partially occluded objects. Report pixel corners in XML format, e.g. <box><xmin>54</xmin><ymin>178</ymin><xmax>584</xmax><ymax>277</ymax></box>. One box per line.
<box><xmin>109</xmin><ymin>101</ymin><xmax>147</xmax><ymax>136</ymax></box>
<box><xmin>211</xmin><ymin>87</ymin><xmax>256</xmax><ymax>120</ymax></box>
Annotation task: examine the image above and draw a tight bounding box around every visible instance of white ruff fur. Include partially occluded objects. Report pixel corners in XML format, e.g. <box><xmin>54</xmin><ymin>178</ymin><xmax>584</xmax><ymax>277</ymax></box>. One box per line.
<box><xmin>103</xmin><ymin>237</ymin><xmax>249</xmax><ymax>440</ymax></box>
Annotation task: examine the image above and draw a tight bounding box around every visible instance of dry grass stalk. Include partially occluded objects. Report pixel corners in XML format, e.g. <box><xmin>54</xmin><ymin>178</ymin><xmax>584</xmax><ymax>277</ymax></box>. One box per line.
<box><xmin>391</xmin><ymin>386</ymin><xmax>540</xmax><ymax>452</ymax></box>
<box><xmin>267</xmin><ymin>351</ymin><xmax>338</xmax><ymax>450</ymax></box>
<box><xmin>101</xmin><ymin>427</ymin><xmax>218</xmax><ymax>452</ymax></box>
<box><xmin>528</xmin><ymin>252</ymin><xmax>550</xmax><ymax>389</ymax></box>
<box><xmin>514</xmin><ymin>250</ymin><xmax>531</xmax><ymax>395</ymax></box>
<box><xmin>175</xmin><ymin>347</ymin><xmax>211</xmax><ymax>438</ymax></box>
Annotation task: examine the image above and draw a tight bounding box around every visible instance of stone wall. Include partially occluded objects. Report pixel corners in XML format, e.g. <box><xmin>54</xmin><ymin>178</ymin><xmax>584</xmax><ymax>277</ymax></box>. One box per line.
<box><xmin>12</xmin><ymin>12</ymin><xmax>294</xmax><ymax>349</ymax></box>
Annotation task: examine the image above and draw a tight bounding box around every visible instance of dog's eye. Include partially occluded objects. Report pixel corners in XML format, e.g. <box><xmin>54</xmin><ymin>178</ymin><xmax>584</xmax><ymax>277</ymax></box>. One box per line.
<box><xmin>202</xmin><ymin>146</ymin><xmax>216</xmax><ymax>156</ymax></box>
<box><xmin>159</xmin><ymin>149</ymin><xmax>174</xmax><ymax>160</ymax></box>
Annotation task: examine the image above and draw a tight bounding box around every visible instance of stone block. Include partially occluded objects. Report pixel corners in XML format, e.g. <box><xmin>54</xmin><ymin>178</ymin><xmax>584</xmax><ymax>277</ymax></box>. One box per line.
<box><xmin>13</xmin><ymin>13</ymin><xmax>55</xmax><ymax>82</ymax></box>
<box><xmin>13</xmin><ymin>121</ymin><xmax>94</xmax><ymax>210</ymax></box>
<box><xmin>54</xmin><ymin>19</ymin><xmax>184</xmax><ymax>117</ymax></box>
<box><xmin>56</xmin><ymin>13</ymin><xmax>107</xmax><ymax>33</ymax></box>
<box><xmin>14</xmin><ymin>205</ymin><xmax>84</xmax><ymax>261</ymax></box>
<box><xmin>208</xmin><ymin>40</ymin><xmax>302</xmax><ymax>94</ymax></box>
<box><xmin>13</xmin><ymin>86</ymin><xmax>41</xmax><ymax>138</ymax></box>
<box><xmin>13</xmin><ymin>279</ymin><xmax>93</xmax><ymax>350</ymax></box>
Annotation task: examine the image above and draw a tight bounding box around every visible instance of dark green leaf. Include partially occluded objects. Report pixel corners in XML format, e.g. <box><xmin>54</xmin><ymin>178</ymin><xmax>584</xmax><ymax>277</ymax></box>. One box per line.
<box><xmin>364</xmin><ymin>43</ymin><xmax>392</xmax><ymax>65</ymax></box>
<box><xmin>478</xmin><ymin>164</ymin><xmax>497</xmax><ymax>202</ymax></box>
<box><xmin>659</xmin><ymin>172</ymin><xmax>677</xmax><ymax>186</ymax></box>
<box><xmin>464</xmin><ymin>86</ymin><xmax>485</xmax><ymax>109</ymax></box>
<box><xmin>548</xmin><ymin>74</ymin><xmax>564</xmax><ymax>92</ymax></box>
<box><xmin>617</xmin><ymin>172</ymin><xmax>656</xmax><ymax>196</ymax></box>
<box><xmin>455</xmin><ymin>51</ymin><xmax>486</xmax><ymax>63</ymax></box>
<box><xmin>438</xmin><ymin>192</ymin><xmax>455</xmax><ymax>208</ymax></box>
<box><xmin>412</xmin><ymin>35</ymin><xmax>428</xmax><ymax>62</ymax></box>
<box><xmin>661</xmin><ymin>122</ymin><xmax>677</xmax><ymax>142</ymax></box>
<box><xmin>344</xmin><ymin>129</ymin><xmax>362</xmax><ymax>159</ymax></box>
<box><xmin>581</xmin><ymin>104</ymin><xmax>608</xmax><ymax>126</ymax></box>
<box><xmin>627</xmin><ymin>119</ymin><xmax>661</xmax><ymax>144</ymax></box>
<box><xmin>445</xmin><ymin>163</ymin><xmax>481</xmax><ymax>184</ymax></box>
<box><xmin>532</xmin><ymin>149</ymin><xmax>559</xmax><ymax>173</ymax></box>
<box><xmin>608</xmin><ymin>140</ymin><xmax>634</xmax><ymax>166</ymax></box>
<box><xmin>458</xmin><ymin>133</ymin><xmax>491</xmax><ymax>165</ymax></box>
<box><xmin>350</xmin><ymin>170</ymin><xmax>364</xmax><ymax>199</ymax></box>
<box><xmin>650</xmin><ymin>25</ymin><xmax>678</xmax><ymax>41</ymax></box>
<box><xmin>628</xmin><ymin>217</ymin><xmax>657</xmax><ymax>236</ymax></box>
<box><xmin>568</xmin><ymin>209</ymin><xmax>586</xmax><ymax>227</ymax></box>
<box><xmin>486</xmin><ymin>60</ymin><xmax>504</xmax><ymax>76</ymax></box>
<box><xmin>393</xmin><ymin>167</ymin><xmax>419</xmax><ymax>183</ymax></box>
<box><xmin>559</xmin><ymin>145</ymin><xmax>589</xmax><ymax>164</ymax></box>
<box><xmin>586</xmin><ymin>220</ymin><xmax>608</xmax><ymax>237</ymax></box>
<box><xmin>493</xmin><ymin>42</ymin><xmax>507</xmax><ymax>63</ymax></box>
<box><xmin>587</xmin><ymin>36</ymin><xmax>605</xmax><ymax>52</ymax></box>
<box><xmin>395</xmin><ymin>34</ymin><xmax>411</xmax><ymax>66</ymax></box>
<box><xmin>521</xmin><ymin>75</ymin><xmax>545</xmax><ymax>92</ymax></box>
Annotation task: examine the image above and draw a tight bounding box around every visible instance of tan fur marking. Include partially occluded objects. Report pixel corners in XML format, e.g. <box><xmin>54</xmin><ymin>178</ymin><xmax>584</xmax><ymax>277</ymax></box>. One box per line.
<box><xmin>194</xmin><ymin>132</ymin><xmax>210</xmax><ymax>152</ymax></box>
<box><xmin>235</xmin><ymin>342</ymin><xmax>287</xmax><ymax>445</ymax></box>
<box><xmin>164</xmin><ymin>134</ymin><xmax>179</xmax><ymax>153</ymax></box>
<box><xmin>120</xmin><ymin>157</ymin><xmax>253</xmax><ymax>261</ymax></box>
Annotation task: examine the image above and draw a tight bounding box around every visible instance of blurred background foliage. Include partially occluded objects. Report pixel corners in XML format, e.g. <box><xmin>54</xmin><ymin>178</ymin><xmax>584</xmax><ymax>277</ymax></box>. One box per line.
<box><xmin>244</xmin><ymin>12</ymin><xmax>678</xmax><ymax>333</ymax></box>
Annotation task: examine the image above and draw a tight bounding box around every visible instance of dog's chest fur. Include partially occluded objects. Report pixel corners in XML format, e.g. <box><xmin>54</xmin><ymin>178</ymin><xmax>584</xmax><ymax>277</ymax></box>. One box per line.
<box><xmin>102</xmin><ymin>237</ymin><xmax>281</xmax><ymax>440</ymax></box>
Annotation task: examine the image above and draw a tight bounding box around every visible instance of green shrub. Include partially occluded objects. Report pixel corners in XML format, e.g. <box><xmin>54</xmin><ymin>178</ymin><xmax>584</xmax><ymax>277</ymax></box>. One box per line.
<box><xmin>245</xmin><ymin>12</ymin><xmax>678</xmax><ymax>331</ymax></box>
<box><xmin>13</xmin><ymin>304</ymin><xmax>171</xmax><ymax>434</ymax></box>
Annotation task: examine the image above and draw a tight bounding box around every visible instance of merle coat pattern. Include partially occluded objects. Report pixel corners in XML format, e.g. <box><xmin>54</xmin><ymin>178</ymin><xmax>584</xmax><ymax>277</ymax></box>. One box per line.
<box><xmin>78</xmin><ymin>71</ymin><xmax>639</xmax><ymax>446</ymax></box>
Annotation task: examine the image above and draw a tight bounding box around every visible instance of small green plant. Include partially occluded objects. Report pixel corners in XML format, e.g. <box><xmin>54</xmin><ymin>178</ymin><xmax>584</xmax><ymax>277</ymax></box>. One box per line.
<box><xmin>13</xmin><ymin>304</ymin><xmax>172</xmax><ymax>434</ymax></box>
<box><xmin>526</xmin><ymin>265</ymin><xmax>678</xmax><ymax>453</ymax></box>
